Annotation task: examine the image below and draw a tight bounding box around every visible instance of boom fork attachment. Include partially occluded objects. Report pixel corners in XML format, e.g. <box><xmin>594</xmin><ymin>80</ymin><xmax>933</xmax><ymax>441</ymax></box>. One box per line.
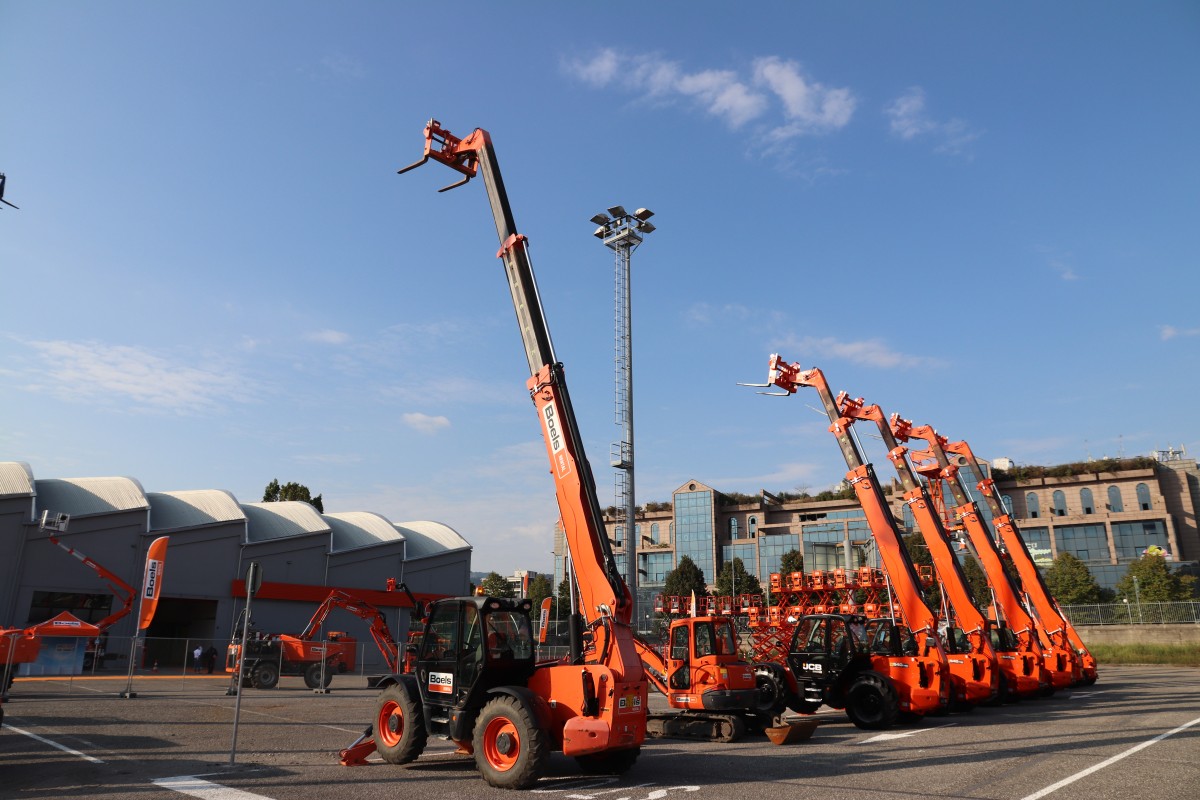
<box><xmin>396</xmin><ymin>119</ymin><xmax>486</xmax><ymax>192</ymax></box>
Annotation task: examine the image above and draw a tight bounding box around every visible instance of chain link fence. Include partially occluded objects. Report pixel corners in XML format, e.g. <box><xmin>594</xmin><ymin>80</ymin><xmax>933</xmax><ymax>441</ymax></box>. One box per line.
<box><xmin>1060</xmin><ymin>601</ymin><xmax>1200</xmax><ymax>626</ymax></box>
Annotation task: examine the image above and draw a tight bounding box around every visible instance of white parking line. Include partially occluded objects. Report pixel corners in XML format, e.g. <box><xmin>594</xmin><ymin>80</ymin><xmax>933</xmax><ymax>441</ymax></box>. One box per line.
<box><xmin>1019</xmin><ymin>715</ymin><xmax>1200</xmax><ymax>800</ymax></box>
<box><xmin>1</xmin><ymin>722</ymin><xmax>105</xmax><ymax>763</ymax></box>
<box><xmin>154</xmin><ymin>776</ymin><xmax>276</xmax><ymax>800</ymax></box>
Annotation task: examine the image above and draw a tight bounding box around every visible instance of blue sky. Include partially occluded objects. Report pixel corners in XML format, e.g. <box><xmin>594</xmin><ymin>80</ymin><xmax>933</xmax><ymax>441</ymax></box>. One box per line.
<box><xmin>2</xmin><ymin>2</ymin><xmax>1197</xmax><ymax>577</ymax></box>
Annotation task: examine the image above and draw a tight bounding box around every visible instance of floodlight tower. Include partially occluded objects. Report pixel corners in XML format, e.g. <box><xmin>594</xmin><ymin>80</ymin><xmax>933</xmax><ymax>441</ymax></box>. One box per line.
<box><xmin>590</xmin><ymin>205</ymin><xmax>655</xmax><ymax>624</ymax></box>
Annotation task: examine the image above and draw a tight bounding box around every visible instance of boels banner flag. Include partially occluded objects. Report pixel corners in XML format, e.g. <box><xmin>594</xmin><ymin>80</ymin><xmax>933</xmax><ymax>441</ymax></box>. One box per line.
<box><xmin>137</xmin><ymin>536</ymin><xmax>169</xmax><ymax>631</ymax></box>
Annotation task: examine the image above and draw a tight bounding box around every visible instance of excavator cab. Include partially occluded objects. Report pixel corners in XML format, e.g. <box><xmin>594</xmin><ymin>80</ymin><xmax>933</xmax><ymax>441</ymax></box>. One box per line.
<box><xmin>664</xmin><ymin>617</ymin><xmax>744</xmax><ymax>694</ymax></box>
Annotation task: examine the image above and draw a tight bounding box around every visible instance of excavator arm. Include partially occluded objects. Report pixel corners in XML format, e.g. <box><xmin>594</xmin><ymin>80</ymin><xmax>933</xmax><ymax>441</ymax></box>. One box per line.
<box><xmin>298</xmin><ymin>589</ymin><xmax>401</xmax><ymax>673</ymax></box>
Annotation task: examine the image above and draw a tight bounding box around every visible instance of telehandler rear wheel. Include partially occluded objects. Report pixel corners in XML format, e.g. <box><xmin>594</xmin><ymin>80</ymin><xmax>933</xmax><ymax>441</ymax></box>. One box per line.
<box><xmin>374</xmin><ymin>683</ymin><xmax>427</xmax><ymax>764</ymax></box>
<box><xmin>304</xmin><ymin>662</ymin><xmax>332</xmax><ymax>689</ymax></box>
<box><xmin>845</xmin><ymin>672</ymin><xmax>899</xmax><ymax>730</ymax></box>
<box><xmin>473</xmin><ymin>694</ymin><xmax>548</xmax><ymax>789</ymax></box>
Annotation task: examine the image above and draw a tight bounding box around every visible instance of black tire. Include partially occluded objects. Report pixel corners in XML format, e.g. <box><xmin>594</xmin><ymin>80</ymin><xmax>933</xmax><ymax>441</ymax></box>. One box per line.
<box><xmin>252</xmin><ymin>662</ymin><xmax>279</xmax><ymax>690</ymax></box>
<box><xmin>845</xmin><ymin>672</ymin><xmax>899</xmax><ymax>730</ymax></box>
<box><xmin>752</xmin><ymin>664</ymin><xmax>788</xmax><ymax>719</ymax></box>
<box><xmin>374</xmin><ymin>683</ymin><xmax>427</xmax><ymax>764</ymax></box>
<box><xmin>304</xmin><ymin>662</ymin><xmax>333</xmax><ymax>689</ymax></box>
<box><xmin>472</xmin><ymin>694</ymin><xmax>549</xmax><ymax>789</ymax></box>
<box><xmin>575</xmin><ymin>746</ymin><xmax>640</xmax><ymax>775</ymax></box>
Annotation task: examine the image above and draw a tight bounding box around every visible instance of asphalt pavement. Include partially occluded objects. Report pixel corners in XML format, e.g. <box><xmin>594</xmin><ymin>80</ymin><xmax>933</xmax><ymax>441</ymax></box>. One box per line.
<box><xmin>1</xmin><ymin>665</ymin><xmax>1197</xmax><ymax>800</ymax></box>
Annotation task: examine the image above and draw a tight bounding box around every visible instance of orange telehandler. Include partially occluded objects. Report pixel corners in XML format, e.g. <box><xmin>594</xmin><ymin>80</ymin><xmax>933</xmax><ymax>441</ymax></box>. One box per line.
<box><xmin>227</xmin><ymin>588</ymin><xmax>400</xmax><ymax>689</ymax></box>
<box><xmin>835</xmin><ymin>399</ymin><xmax>998</xmax><ymax>709</ymax></box>
<box><xmin>932</xmin><ymin>435</ymin><xmax>1097</xmax><ymax>686</ymax></box>
<box><xmin>742</xmin><ymin>355</ymin><xmax>951</xmax><ymax>728</ymax></box>
<box><xmin>904</xmin><ymin>426</ymin><xmax>1081</xmax><ymax>691</ymax></box>
<box><xmin>339</xmin><ymin>120</ymin><xmax>647</xmax><ymax>788</ymax></box>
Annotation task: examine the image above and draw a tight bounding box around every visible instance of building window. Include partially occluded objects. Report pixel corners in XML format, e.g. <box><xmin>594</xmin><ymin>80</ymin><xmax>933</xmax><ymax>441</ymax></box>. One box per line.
<box><xmin>614</xmin><ymin>525</ymin><xmax>624</xmax><ymax>548</ymax></box>
<box><xmin>1107</xmin><ymin>486</ymin><xmax>1124</xmax><ymax>513</ymax></box>
<box><xmin>650</xmin><ymin>522</ymin><xmax>660</xmax><ymax>545</ymax></box>
<box><xmin>1052</xmin><ymin>490</ymin><xmax>1067</xmax><ymax>517</ymax></box>
<box><xmin>1026</xmin><ymin>493</ymin><xmax>1040</xmax><ymax>518</ymax></box>
<box><xmin>1054</xmin><ymin>524</ymin><xmax>1111</xmax><ymax>563</ymax></box>
<box><xmin>1136</xmin><ymin>483</ymin><xmax>1152</xmax><ymax>511</ymax></box>
<box><xmin>1080</xmin><ymin>488</ymin><xmax>1094</xmax><ymax>515</ymax></box>
<box><xmin>748</xmin><ymin>516</ymin><xmax>758</xmax><ymax>537</ymax></box>
<box><xmin>1019</xmin><ymin>527</ymin><xmax>1053</xmax><ymax>567</ymax></box>
<box><xmin>1113</xmin><ymin>520</ymin><xmax>1168</xmax><ymax>559</ymax></box>
<box><xmin>1002</xmin><ymin>495</ymin><xmax>1013</xmax><ymax>515</ymax></box>
<box><xmin>730</xmin><ymin>517</ymin><xmax>739</xmax><ymax>540</ymax></box>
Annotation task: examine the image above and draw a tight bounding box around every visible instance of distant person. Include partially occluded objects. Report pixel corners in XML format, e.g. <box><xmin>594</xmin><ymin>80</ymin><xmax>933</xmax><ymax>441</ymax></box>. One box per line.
<box><xmin>205</xmin><ymin>645</ymin><xmax>219</xmax><ymax>674</ymax></box>
<box><xmin>193</xmin><ymin>645</ymin><xmax>203</xmax><ymax>673</ymax></box>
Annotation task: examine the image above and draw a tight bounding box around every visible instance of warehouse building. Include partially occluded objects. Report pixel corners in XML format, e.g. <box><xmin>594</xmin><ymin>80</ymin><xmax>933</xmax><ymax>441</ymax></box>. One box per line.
<box><xmin>0</xmin><ymin>461</ymin><xmax>471</xmax><ymax>673</ymax></box>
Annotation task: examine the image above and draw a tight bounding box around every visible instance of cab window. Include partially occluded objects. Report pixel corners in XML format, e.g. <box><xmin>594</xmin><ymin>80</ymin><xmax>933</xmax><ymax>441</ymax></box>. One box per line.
<box><xmin>421</xmin><ymin>603</ymin><xmax>460</xmax><ymax>660</ymax></box>
<box><xmin>670</xmin><ymin>625</ymin><xmax>689</xmax><ymax>661</ymax></box>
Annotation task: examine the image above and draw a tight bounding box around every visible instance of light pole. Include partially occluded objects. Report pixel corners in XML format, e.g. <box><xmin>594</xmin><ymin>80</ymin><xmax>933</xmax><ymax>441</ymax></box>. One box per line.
<box><xmin>591</xmin><ymin>205</ymin><xmax>655</xmax><ymax>625</ymax></box>
<box><xmin>1133</xmin><ymin>576</ymin><xmax>1142</xmax><ymax>623</ymax></box>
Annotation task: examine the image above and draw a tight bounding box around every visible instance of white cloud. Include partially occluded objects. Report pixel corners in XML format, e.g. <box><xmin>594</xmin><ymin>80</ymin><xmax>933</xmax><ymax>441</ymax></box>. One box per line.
<box><xmin>772</xmin><ymin>334</ymin><xmax>944</xmax><ymax>369</ymax></box>
<box><xmin>402</xmin><ymin>412</ymin><xmax>451</xmax><ymax>434</ymax></box>
<box><xmin>1160</xmin><ymin>325</ymin><xmax>1200</xmax><ymax>341</ymax></box>
<box><xmin>564</xmin><ymin>49</ymin><xmax>854</xmax><ymax>139</ymax></box>
<box><xmin>884</xmin><ymin>87</ymin><xmax>980</xmax><ymax>156</ymax></box>
<box><xmin>305</xmin><ymin>329</ymin><xmax>351</xmax><ymax>345</ymax></box>
<box><xmin>15</xmin><ymin>338</ymin><xmax>254</xmax><ymax>413</ymax></box>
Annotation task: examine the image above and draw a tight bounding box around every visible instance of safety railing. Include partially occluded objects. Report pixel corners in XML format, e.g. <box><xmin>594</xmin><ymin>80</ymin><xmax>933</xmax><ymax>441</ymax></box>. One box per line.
<box><xmin>1060</xmin><ymin>601</ymin><xmax>1200</xmax><ymax>626</ymax></box>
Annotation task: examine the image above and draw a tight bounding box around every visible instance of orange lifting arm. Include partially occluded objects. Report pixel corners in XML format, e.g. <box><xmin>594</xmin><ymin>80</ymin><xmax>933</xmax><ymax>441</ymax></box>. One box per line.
<box><xmin>399</xmin><ymin>119</ymin><xmax>640</xmax><ymax>685</ymax></box>
<box><xmin>751</xmin><ymin>355</ymin><xmax>940</xmax><ymax>641</ymax></box>
<box><xmin>299</xmin><ymin>589</ymin><xmax>401</xmax><ymax>672</ymax></box>
<box><xmin>46</xmin><ymin>534</ymin><xmax>135</xmax><ymax>632</ymax></box>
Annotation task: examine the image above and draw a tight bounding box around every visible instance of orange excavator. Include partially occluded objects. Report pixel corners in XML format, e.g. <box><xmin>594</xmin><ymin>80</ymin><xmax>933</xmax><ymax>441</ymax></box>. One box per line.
<box><xmin>339</xmin><ymin>120</ymin><xmax>646</xmax><ymax>788</ymax></box>
<box><xmin>934</xmin><ymin>436</ymin><xmax>1097</xmax><ymax>686</ymax></box>
<box><xmin>836</xmin><ymin>399</ymin><xmax>998</xmax><ymax>709</ymax></box>
<box><xmin>904</xmin><ymin>427</ymin><xmax>1081</xmax><ymax>691</ymax></box>
<box><xmin>631</xmin><ymin>615</ymin><xmax>762</xmax><ymax>741</ymax></box>
<box><xmin>227</xmin><ymin>588</ymin><xmax>400</xmax><ymax>689</ymax></box>
<box><xmin>2</xmin><ymin>513</ymin><xmax>136</xmax><ymax>689</ymax></box>
<box><xmin>743</xmin><ymin>355</ymin><xmax>950</xmax><ymax>728</ymax></box>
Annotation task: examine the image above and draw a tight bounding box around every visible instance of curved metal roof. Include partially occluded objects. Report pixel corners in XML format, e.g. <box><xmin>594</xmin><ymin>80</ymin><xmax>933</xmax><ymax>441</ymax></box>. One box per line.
<box><xmin>0</xmin><ymin>461</ymin><xmax>35</xmax><ymax>498</ymax></box>
<box><xmin>147</xmin><ymin>490</ymin><xmax>246</xmax><ymax>531</ymax></box>
<box><xmin>325</xmin><ymin>511</ymin><xmax>405</xmax><ymax>553</ymax></box>
<box><xmin>241</xmin><ymin>501</ymin><xmax>330</xmax><ymax>543</ymax></box>
<box><xmin>34</xmin><ymin>476</ymin><xmax>149</xmax><ymax>518</ymax></box>
<box><xmin>394</xmin><ymin>520</ymin><xmax>472</xmax><ymax>559</ymax></box>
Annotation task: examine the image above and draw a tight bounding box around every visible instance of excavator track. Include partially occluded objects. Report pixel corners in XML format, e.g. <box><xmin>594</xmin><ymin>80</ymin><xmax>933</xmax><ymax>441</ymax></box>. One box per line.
<box><xmin>646</xmin><ymin>712</ymin><xmax>747</xmax><ymax>743</ymax></box>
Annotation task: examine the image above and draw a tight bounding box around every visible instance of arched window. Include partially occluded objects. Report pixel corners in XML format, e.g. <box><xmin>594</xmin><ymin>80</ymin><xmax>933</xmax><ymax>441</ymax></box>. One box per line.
<box><xmin>614</xmin><ymin>525</ymin><xmax>624</xmax><ymax>548</ymax></box>
<box><xmin>1052</xmin><ymin>491</ymin><xmax>1067</xmax><ymax>517</ymax></box>
<box><xmin>730</xmin><ymin>517</ymin><xmax>739</xmax><ymax>539</ymax></box>
<box><xmin>1080</xmin><ymin>488</ymin><xmax>1094</xmax><ymax>515</ymax></box>
<box><xmin>634</xmin><ymin>524</ymin><xmax>642</xmax><ymax>548</ymax></box>
<box><xmin>650</xmin><ymin>522</ymin><xmax>660</xmax><ymax>545</ymax></box>
<box><xmin>1136</xmin><ymin>483</ymin><xmax>1151</xmax><ymax>511</ymax></box>
<box><xmin>1026</xmin><ymin>493</ymin><xmax>1040</xmax><ymax>519</ymax></box>
<box><xmin>1002</xmin><ymin>495</ymin><xmax>1014</xmax><ymax>515</ymax></box>
<box><xmin>748</xmin><ymin>516</ymin><xmax>758</xmax><ymax>537</ymax></box>
<box><xmin>1107</xmin><ymin>486</ymin><xmax>1123</xmax><ymax>513</ymax></box>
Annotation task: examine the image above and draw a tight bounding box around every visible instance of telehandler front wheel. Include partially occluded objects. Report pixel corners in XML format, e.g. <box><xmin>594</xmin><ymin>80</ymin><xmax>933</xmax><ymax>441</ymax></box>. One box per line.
<box><xmin>473</xmin><ymin>694</ymin><xmax>548</xmax><ymax>789</ymax></box>
<box><xmin>845</xmin><ymin>671</ymin><xmax>899</xmax><ymax>730</ymax></box>
<box><xmin>374</xmin><ymin>683</ymin><xmax>427</xmax><ymax>764</ymax></box>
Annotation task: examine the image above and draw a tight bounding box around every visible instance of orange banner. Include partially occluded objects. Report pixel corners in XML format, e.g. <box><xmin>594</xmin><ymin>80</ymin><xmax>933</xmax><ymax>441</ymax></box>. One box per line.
<box><xmin>537</xmin><ymin>597</ymin><xmax>552</xmax><ymax>644</ymax></box>
<box><xmin>137</xmin><ymin>536</ymin><xmax>169</xmax><ymax>631</ymax></box>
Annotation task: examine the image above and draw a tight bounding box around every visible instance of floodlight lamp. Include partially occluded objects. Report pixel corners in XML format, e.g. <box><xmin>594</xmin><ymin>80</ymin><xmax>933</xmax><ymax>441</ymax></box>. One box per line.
<box><xmin>633</xmin><ymin>208</ymin><xmax>654</xmax><ymax>221</ymax></box>
<box><xmin>593</xmin><ymin>226</ymin><xmax>607</xmax><ymax>239</ymax></box>
<box><xmin>637</xmin><ymin>221</ymin><xmax>656</xmax><ymax>234</ymax></box>
<box><xmin>607</xmin><ymin>205</ymin><xmax>627</xmax><ymax>218</ymax></box>
<box><xmin>590</xmin><ymin>213</ymin><xmax>610</xmax><ymax>225</ymax></box>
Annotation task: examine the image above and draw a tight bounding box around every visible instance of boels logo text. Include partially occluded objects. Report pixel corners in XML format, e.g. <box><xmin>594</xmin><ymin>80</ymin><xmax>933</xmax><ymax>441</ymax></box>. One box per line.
<box><xmin>542</xmin><ymin>405</ymin><xmax>572</xmax><ymax>479</ymax></box>
<box><xmin>428</xmin><ymin>672</ymin><xmax>454</xmax><ymax>694</ymax></box>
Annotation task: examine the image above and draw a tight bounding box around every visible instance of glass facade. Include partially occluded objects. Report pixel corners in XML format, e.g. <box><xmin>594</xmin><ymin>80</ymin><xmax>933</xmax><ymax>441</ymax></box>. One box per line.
<box><xmin>640</xmin><ymin>551</ymin><xmax>674</xmax><ymax>585</ymax></box>
<box><xmin>1020</xmin><ymin>526</ymin><xmax>1054</xmax><ymax>567</ymax></box>
<box><xmin>1054</xmin><ymin>523</ymin><xmax>1111</xmax><ymax>562</ymax></box>
<box><xmin>722</xmin><ymin>543</ymin><xmax>756</xmax><ymax>582</ymax></box>
<box><xmin>674</xmin><ymin>488</ymin><xmax>716</xmax><ymax>584</ymax></box>
<box><xmin>1113</xmin><ymin>520</ymin><xmax>1168</xmax><ymax>558</ymax></box>
<box><xmin>758</xmin><ymin>532</ymin><xmax>800</xmax><ymax>583</ymax></box>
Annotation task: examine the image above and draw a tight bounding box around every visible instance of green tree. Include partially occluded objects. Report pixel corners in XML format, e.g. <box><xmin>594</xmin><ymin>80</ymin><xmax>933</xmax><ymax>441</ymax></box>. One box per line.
<box><xmin>263</xmin><ymin>479</ymin><xmax>324</xmax><ymax>513</ymax></box>
<box><xmin>663</xmin><ymin>555</ymin><xmax>707</xmax><ymax>603</ymax></box>
<box><xmin>961</xmin><ymin>554</ymin><xmax>992</xmax><ymax>610</ymax></box>
<box><xmin>780</xmin><ymin>549</ymin><xmax>804</xmax><ymax>576</ymax></box>
<box><xmin>714</xmin><ymin>557</ymin><xmax>763</xmax><ymax>598</ymax></box>
<box><xmin>903</xmin><ymin>533</ymin><xmax>940</xmax><ymax>609</ymax></box>
<box><xmin>527</xmin><ymin>573</ymin><xmax>553</xmax><ymax>606</ymax></box>
<box><xmin>556</xmin><ymin>578</ymin><xmax>575</xmax><ymax>620</ymax></box>
<box><xmin>478</xmin><ymin>571</ymin><xmax>516</xmax><ymax>598</ymax></box>
<box><xmin>1043</xmin><ymin>553</ymin><xmax>1105</xmax><ymax>605</ymax></box>
<box><xmin>1116</xmin><ymin>554</ymin><xmax>1198</xmax><ymax>602</ymax></box>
